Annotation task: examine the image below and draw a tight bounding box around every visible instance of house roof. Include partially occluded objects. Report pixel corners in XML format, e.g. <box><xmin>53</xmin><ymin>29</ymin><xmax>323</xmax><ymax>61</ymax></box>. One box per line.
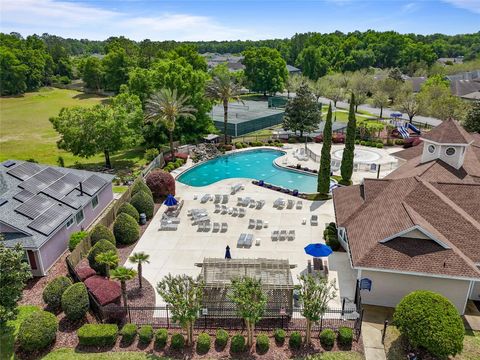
<box><xmin>461</xmin><ymin>91</ymin><xmax>480</xmax><ymax>100</ymax></box>
<box><xmin>421</xmin><ymin>117</ymin><xmax>473</xmax><ymax>144</ymax></box>
<box><xmin>0</xmin><ymin>160</ymin><xmax>114</xmax><ymax>249</ymax></box>
<box><xmin>449</xmin><ymin>79</ymin><xmax>480</xmax><ymax>97</ymax></box>
<box><xmin>286</xmin><ymin>64</ymin><xmax>301</xmax><ymax>73</ymax></box>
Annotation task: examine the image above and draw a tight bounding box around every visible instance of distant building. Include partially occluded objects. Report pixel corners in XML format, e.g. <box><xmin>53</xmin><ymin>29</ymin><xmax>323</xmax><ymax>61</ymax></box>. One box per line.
<box><xmin>437</xmin><ymin>56</ymin><xmax>464</xmax><ymax>65</ymax></box>
<box><xmin>0</xmin><ymin>160</ymin><xmax>114</xmax><ymax>276</ymax></box>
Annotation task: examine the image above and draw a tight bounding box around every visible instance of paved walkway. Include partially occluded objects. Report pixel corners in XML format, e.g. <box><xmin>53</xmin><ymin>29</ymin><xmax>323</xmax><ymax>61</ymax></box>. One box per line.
<box><xmin>361</xmin><ymin>305</ymin><xmax>395</xmax><ymax>360</ymax></box>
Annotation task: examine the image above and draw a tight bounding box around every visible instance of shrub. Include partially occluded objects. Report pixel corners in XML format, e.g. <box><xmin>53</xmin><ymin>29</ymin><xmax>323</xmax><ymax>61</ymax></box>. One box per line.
<box><xmin>113</xmin><ymin>213</ymin><xmax>140</xmax><ymax>245</ymax></box>
<box><xmin>223</xmin><ymin>144</ymin><xmax>233</xmax><ymax>151</ymax></box>
<box><xmin>62</xmin><ymin>282</ymin><xmax>89</xmax><ymax>321</ymax></box>
<box><xmin>69</xmin><ymin>231</ymin><xmax>88</xmax><ymax>251</ymax></box>
<box><xmin>360</xmin><ymin>140</ymin><xmax>366</xmax><ymax>146</ymax></box>
<box><xmin>89</xmin><ymin>224</ymin><xmax>115</xmax><ymax>246</ymax></box>
<box><xmin>395</xmin><ymin>139</ymin><xmax>405</xmax><ymax>145</ymax></box>
<box><xmin>230</xmin><ymin>334</ymin><xmax>245</xmax><ymax>353</ymax></box>
<box><xmin>319</xmin><ymin>329</ymin><xmax>335</xmax><ymax>349</ymax></box>
<box><xmin>87</xmin><ymin>239</ymin><xmax>118</xmax><ymax>275</ymax></box>
<box><xmin>355</xmin><ymin>139</ymin><xmax>360</xmax><ymax>144</ymax></box>
<box><xmin>288</xmin><ymin>138</ymin><xmax>297</xmax><ymax>144</ymax></box>
<box><xmin>131</xmin><ymin>179</ymin><xmax>153</xmax><ymax>198</ymax></box>
<box><xmin>386</xmin><ymin>139</ymin><xmax>394</xmax><ymax>146</ymax></box>
<box><xmin>77</xmin><ymin>324</ymin><xmax>118</xmax><ymax>347</ymax></box>
<box><xmin>256</xmin><ymin>334</ymin><xmax>269</xmax><ymax>353</ymax></box>
<box><xmin>215</xmin><ymin>329</ymin><xmax>229</xmax><ymax>349</ymax></box>
<box><xmin>18</xmin><ymin>310</ymin><xmax>58</xmax><ymax>351</ymax></box>
<box><xmin>155</xmin><ymin>328</ymin><xmax>168</xmax><ymax>348</ymax></box>
<box><xmin>130</xmin><ymin>191</ymin><xmax>155</xmax><ymax>219</ymax></box>
<box><xmin>171</xmin><ymin>333</ymin><xmax>185</xmax><ymax>350</ymax></box>
<box><xmin>235</xmin><ymin>143</ymin><xmax>243</xmax><ymax>149</ymax></box>
<box><xmin>138</xmin><ymin>325</ymin><xmax>154</xmax><ymax>345</ymax></box>
<box><xmin>116</xmin><ymin>202</ymin><xmax>140</xmax><ymax>223</ymax></box>
<box><xmin>393</xmin><ymin>290</ymin><xmax>464</xmax><ymax>358</ymax></box>
<box><xmin>275</xmin><ymin>142</ymin><xmax>284</xmax><ymax>147</ymax></box>
<box><xmin>376</xmin><ymin>142</ymin><xmax>384</xmax><ymax>148</ymax></box>
<box><xmin>274</xmin><ymin>328</ymin><xmax>286</xmax><ymax>344</ymax></box>
<box><xmin>120</xmin><ymin>324</ymin><xmax>137</xmax><ymax>345</ymax></box>
<box><xmin>144</xmin><ymin>148</ymin><xmax>159</xmax><ymax>161</ymax></box>
<box><xmin>337</xmin><ymin>327</ymin><xmax>353</xmax><ymax>347</ymax></box>
<box><xmin>196</xmin><ymin>332</ymin><xmax>211</xmax><ymax>354</ymax></box>
<box><xmin>42</xmin><ymin>276</ymin><xmax>72</xmax><ymax>310</ymax></box>
<box><xmin>146</xmin><ymin>170</ymin><xmax>176</xmax><ymax>200</ymax></box>
<box><xmin>289</xmin><ymin>331</ymin><xmax>302</xmax><ymax>349</ymax></box>
<box><xmin>326</xmin><ymin>234</ymin><xmax>341</xmax><ymax>251</ymax></box>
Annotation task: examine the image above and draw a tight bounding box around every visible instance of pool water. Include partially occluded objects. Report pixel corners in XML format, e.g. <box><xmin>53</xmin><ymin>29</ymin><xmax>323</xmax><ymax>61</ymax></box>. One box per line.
<box><xmin>178</xmin><ymin>149</ymin><xmax>331</xmax><ymax>193</ymax></box>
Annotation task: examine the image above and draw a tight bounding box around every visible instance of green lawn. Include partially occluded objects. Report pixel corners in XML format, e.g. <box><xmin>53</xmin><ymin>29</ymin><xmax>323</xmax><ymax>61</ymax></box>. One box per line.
<box><xmin>0</xmin><ymin>87</ymin><xmax>146</xmax><ymax>171</ymax></box>
<box><xmin>0</xmin><ymin>305</ymin><xmax>40</xmax><ymax>360</ymax></box>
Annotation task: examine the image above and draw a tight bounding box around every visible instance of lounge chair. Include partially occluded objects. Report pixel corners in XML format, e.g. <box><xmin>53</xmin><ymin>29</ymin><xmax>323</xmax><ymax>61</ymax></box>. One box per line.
<box><xmin>214</xmin><ymin>204</ymin><xmax>221</xmax><ymax>213</ymax></box>
<box><xmin>239</xmin><ymin>208</ymin><xmax>246</xmax><ymax>217</ymax></box>
<box><xmin>279</xmin><ymin>230</ymin><xmax>287</xmax><ymax>241</ymax></box>
<box><xmin>237</xmin><ymin>197</ymin><xmax>243</xmax><ymax>206</ymax></box>
<box><xmin>237</xmin><ymin>233</ymin><xmax>247</xmax><ymax>247</ymax></box>
<box><xmin>221</xmin><ymin>222</ymin><xmax>228</xmax><ymax>232</ymax></box>
<box><xmin>273</xmin><ymin>198</ymin><xmax>285</xmax><ymax>208</ymax></box>
<box><xmin>255</xmin><ymin>200</ymin><xmax>265</xmax><ymax>209</ymax></box>
<box><xmin>249</xmin><ymin>199</ymin><xmax>256</xmax><ymax>208</ymax></box>
<box><xmin>231</xmin><ymin>207</ymin><xmax>238</xmax><ymax>216</ymax></box>
<box><xmin>287</xmin><ymin>199</ymin><xmax>294</xmax><ymax>209</ymax></box>
<box><xmin>203</xmin><ymin>222</ymin><xmax>211</xmax><ymax>232</ymax></box>
<box><xmin>256</xmin><ymin>219</ymin><xmax>263</xmax><ymax>229</ymax></box>
<box><xmin>288</xmin><ymin>230</ymin><xmax>295</xmax><ymax>241</ymax></box>
<box><xmin>221</xmin><ymin>205</ymin><xmax>228</xmax><ymax>214</ymax></box>
<box><xmin>249</xmin><ymin>219</ymin><xmax>255</xmax><ymax>228</ymax></box>
<box><xmin>311</xmin><ymin>215</ymin><xmax>318</xmax><ymax>226</ymax></box>
<box><xmin>200</xmin><ymin>194</ymin><xmax>211</xmax><ymax>203</ymax></box>
<box><xmin>296</xmin><ymin>201</ymin><xmax>303</xmax><ymax>210</ymax></box>
<box><xmin>244</xmin><ymin>234</ymin><xmax>253</xmax><ymax>248</ymax></box>
<box><xmin>213</xmin><ymin>222</ymin><xmax>220</xmax><ymax>232</ymax></box>
<box><xmin>222</xmin><ymin>195</ymin><xmax>229</xmax><ymax>204</ymax></box>
<box><xmin>214</xmin><ymin>194</ymin><xmax>221</xmax><ymax>203</ymax></box>
<box><xmin>271</xmin><ymin>230</ymin><xmax>279</xmax><ymax>241</ymax></box>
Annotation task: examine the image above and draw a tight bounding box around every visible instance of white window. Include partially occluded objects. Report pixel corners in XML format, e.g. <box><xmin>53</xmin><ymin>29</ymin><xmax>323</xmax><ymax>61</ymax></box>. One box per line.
<box><xmin>75</xmin><ymin>209</ymin><xmax>85</xmax><ymax>225</ymax></box>
<box><xmin>445</xmin><ymin>147</ymin><xmax>456</xmax><ymax>156</ymax></box>
<box><xmin>91</xmin><ymin>195</ymin><xmax>99</xmax><ymax>209</ymax></box>
<box><xmin>427</xmin><ymin>144</ymin><xmax>436</xmax><ymax>154</ymax></box>
<box><xmin>66</xmin><ymin>217</ymin><xmax>74</xmax><ymax>229</ymax></box>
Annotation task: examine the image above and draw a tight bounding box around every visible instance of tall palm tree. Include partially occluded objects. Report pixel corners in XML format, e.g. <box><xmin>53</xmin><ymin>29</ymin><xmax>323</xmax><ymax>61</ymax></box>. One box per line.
<box><xmin>145</xmin><ymin>88</ymin><xmax>197</xmax><ymax>161</ymax></box>
<box><xmin>128</xmin><ymin>252</ymin><xmax>150</xmax><ymax>289</ymax></box>
<box><xmin>111</xmin><ymin>266</ymin><xmax>137</xmax><ymax>309</ymax></box>
<box><xmin>95</xmin><ymin>250</ymin><xmax>119</xmax><ymax>278</ymax></box>
<box><xmin>205</xmin><ymin>73</ymin><xmax>243</xmax><ymax>144</ymax></box>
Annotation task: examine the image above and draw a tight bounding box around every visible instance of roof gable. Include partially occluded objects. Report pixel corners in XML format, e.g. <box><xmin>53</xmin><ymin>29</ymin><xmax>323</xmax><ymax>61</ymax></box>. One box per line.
<box><xmin>421</xmin><ymin>118</ymin><xmax>473</xmax><ymax>145</ymax></box>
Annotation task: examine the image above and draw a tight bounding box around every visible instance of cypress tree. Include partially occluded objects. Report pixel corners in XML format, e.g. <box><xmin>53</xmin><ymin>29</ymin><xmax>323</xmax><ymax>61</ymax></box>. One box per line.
<box><xmin>317</xmin><ymin>103</ymin><xmax>333</xmax><ymax>194</ymax></box>
<box><xmin>340</xmin><ymin>93</ymin><xmax>356</xmax><ymax>184</ymax></box>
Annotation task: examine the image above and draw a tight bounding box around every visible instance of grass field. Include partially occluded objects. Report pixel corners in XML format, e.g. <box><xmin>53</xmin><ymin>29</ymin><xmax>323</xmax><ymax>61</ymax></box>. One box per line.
<box><xmin>0</xmin><ymin>88</ymin><xmax>146</xmax><ymax>171</ymax></box>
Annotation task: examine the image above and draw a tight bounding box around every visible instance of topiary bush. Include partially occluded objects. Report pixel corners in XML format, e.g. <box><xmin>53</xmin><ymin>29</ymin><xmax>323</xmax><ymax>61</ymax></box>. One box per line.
<box><xmin>18</xmin><ymin>310</ymin><xmax>58</xmax><ymax>351</ymax></box>
<box><xmin>131</xmin><ymin>179</ymin><xmax>153</xmax><ymax>198</ymax></box>
<box><xmin>69</xmin><ymin>231</ymin><xmax>88</xmax><ymax>251</ymax></box>
<box><xmin>319</xmin><ymin>328</ymin><xmax>335</xmax><ymax>349</ymax></box>
<box><xmin>89</xmin><ymin>224</ymin><xmax>115</xmax><ymax>246</ymax></box>
<box><xmin>289</xmin><ymin>331</ymin><xmax>302</xmax><ymax>349</ymax></box>
<box><xmin>171</xmin><ymin>333</ymin><xmax>185</xmax><ymax>350</ymax></box>
<box><xmin>77</xmin><ymin>324</ymin><xmax>118</xmax><ymax>347</ymax></box>
<box><xmin>138</xmin><ymin>325</ymin><xmax>154</xmax><ymax>345</ymax></box>
<box><xmin>87</xmin><ymin>239</ymin><xmax>118</xmax><ymax>275</ymax></box>
<box><xmin>130</xmin><ymin>191</ymin><xmax>154</xmax><ymax>219</ymax></box>
<box><xmin>144</xmin><ymin>148</ymin><xmax>159</xmax><ymax>161</ymax></box>
<box><xmin>337</xmin><ymin>327</ymin><xmax>353</xmax><ymax>347</ymax></box>
<box><xmin>256</xmin><ymin>334</ymin><xmax>269</xmax><ymax>353</ymax></box>
<box><xmin>120</xmin><ymin>323</ymin><xmax>137</xmax><ymax>345</ymax></box>
<box><xmin>145</xmin><ymin>169</ymin><xmax>176</xmax><ymax>201</ymax></box>
<box><xmin>274</xmin><ymin>328</ymin><xmax>286</xmax><ymax>344</ymax></box>
<box><xmin>230</xmin><ymin>334</ymin><xmax>245</xmax><ymax>353</ymax></box>
<box><xmin>393</xmin><ymin>290</ymin><xmax>464</xmax><ymax>358</ymax></box>
<box><xmin>215</xmin><ymin>329</ymin><xmax>229</xmax><ymax>349</ymax></box>
<box><xmin>116</xmin><ymin>202</ymin><xmax>140</xmax><ymax>223</ymax></box>
<box><xmin>155</xmin><ymin>328</ymin><xmax>168</xmax><ymax>348</ymax></box>
<box><xmin>62</xmin><ymin>282</ymin><xmax>89</xmax><ymax>321</ymax></box>
<box><xmin>196</xmin><ymin>332</ymin><xmax>211</xmax><ymax>354</ymax></box>
<box><xmin>42</xmin><ymin>276</ymin><xmax>72</xmax><ymax>310</ymax></box>
<box><xmin>113</xmin><ymin>213</ymin><xmax>140</xmax><ymax>245</ymax></box>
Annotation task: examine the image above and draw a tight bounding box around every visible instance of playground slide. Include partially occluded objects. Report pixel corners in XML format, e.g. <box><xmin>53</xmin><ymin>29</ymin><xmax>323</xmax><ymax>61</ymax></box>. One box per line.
<box><xmin>406</xmin><ymin>122</ymin><xmax>421</xmax><ymax>134</ymax></box>
<box><xmin>397</xmin><ymin>126</ymin><xmax>410</xmax><ymax>139</ymax></box>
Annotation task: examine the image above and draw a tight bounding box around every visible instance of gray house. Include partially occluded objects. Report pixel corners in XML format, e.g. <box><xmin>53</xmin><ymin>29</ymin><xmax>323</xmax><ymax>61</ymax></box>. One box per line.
<box><xmin>0</xmin><ymin>160</ymin><xmax>114</xmax><ymax>276</ymax></box>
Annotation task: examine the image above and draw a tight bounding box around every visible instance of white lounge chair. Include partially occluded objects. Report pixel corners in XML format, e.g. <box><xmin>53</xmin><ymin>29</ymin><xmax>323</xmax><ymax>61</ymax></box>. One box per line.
<box><xmin>213</xmin><ymin>222</ymin><xmax>220</xmax><ymax>232</ymax></box>
<box><xmin>249</xmin><ymin>199</ymin><xmax>256</xmax><ymax>208</ymax></box>
<box><xmin>214</xmin><ymin>194</ymin><xmax>222</xmax><ymax>203</ymax></box>
<box><xmin>279</xmin><ymin>230</ymin><xmax>287</xmax><ymax>241</ymax></box>
<box><xmin>274</xmin><ymin>198</ymin><xmax>285</xmax><ymax>208</ymax></box>
<box><xmin>214</xmin><ymin>204</ymin><xmax>221</xmax><ymax>213</ymax></box>
<box><xmin>288</xmin><ymin>230</ymin><xmax>295</xmax><ymax>241</ymax></box>
<box><xmin>271</xmin><ymin>230</ymin><xmax>279</xmax><ymax>241</ymax></box>
<box><xmin>237</xmin><ymin>197</ymin><xmax>243</xmax><ymax>206</ymax></box>
<box><xmin>296</xmin><ymin>201</ymin><xmax>303</xmax><ymax>210</ymax></box>
<box><xmin>256</xmin><ymin>200</ymin><xmax>265</xmax><ymax>209</ymax></box>
<box><xmin>256</xmin><ymin>220</ymin><xmax>263</xmax><ymax>229</ymax></box>
<box><xmin>204</xmin><ymin>222</ymin><xmax>211</xmax><ymax>232</ymax></box>
<box><xmin>221</xmin><ymin>205</ymin><xmax>228</xmax><ymax>214</ymax></box>
<box><xmin>244</xmin><ymin>234</ymin><xmax>253</xmax><ymax>247</ymax></box>
<box><xmin>287</xmin><ymin>199</ymin><xmax>294</xmax><ymax>209</ymax></box>
<box><xmin>239</xmin><ymin>208</ymin><xmax>246</xmax><ymax>217</ymax></box>
<box><xmin>232</xmin><ymin>208</ymin><xmax>239</xmax><ymax>216</ymax></box>
<box><xmin>222</xmin><ymin>195</ymin><xmax>229</xmax><ymax>204</ymax></box>
<box><xmin>311</xmin><ymin>215</ymin><xmax>318</xmax><ymax>226</ymax></box>
<box><xmin>221</xmin><ymin>222</ymin><xmax>228</xmax><ymax>232</ymax></box>
<box><xmin>249</xmin><ymin>219</ymin><xmax>255</xmax><ymax>228</ymax></box>
<box><xmin>237</xmin><ymin>233</ymin><xmax>247</xmax><ymax>247</ymax></box>
<box><xmin>200</xmin><ymin>194</ymin><xmax>211</xmax><ymax>203</ymax></box>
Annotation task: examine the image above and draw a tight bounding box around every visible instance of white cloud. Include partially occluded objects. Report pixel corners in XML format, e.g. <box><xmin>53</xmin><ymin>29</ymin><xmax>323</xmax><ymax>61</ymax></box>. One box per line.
<box><xmin>401</xmin><ymin>2</ymin><xmax>418</xmax><ymax>14</ymax></box>
<box><xmin>443</xmin><ymin>0</ymin><xmax>480</xmax><ymax>14</ymax></box>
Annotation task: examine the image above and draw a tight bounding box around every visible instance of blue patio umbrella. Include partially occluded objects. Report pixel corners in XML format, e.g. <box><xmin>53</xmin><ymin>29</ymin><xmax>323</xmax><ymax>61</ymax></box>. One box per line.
<box><xmin>304</xmin><ymin>243</ymin><xmax>333</xmax><ymax>257</ymax></box>
<box><xmin>225</xmin><ymin>245</ymin><xmax>231</xmax><ymax>259</ymax></box>
<box><xmin>390</xmin><ymin>112</ymin><xmax>402</xmax><ymax>118</ymax></box>
<box><xmin>164</xmin><ymin>194</ymin><xmax>178</xmax><ymax>207</ymax></box>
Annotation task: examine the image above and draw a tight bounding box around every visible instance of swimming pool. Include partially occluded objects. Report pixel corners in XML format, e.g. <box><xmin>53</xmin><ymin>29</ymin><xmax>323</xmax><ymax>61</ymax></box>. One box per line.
<box><xmin>178</xmin><ymin>149</ymin><xmax>332</xmax><ymax>193</ymax></box>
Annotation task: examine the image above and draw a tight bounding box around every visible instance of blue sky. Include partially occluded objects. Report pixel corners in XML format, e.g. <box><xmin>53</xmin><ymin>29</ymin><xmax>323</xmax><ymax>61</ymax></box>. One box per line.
<box><xmin>1</xmin><ymin>0</ymin><xmax>479</xmax><ymax>41</ymax></box>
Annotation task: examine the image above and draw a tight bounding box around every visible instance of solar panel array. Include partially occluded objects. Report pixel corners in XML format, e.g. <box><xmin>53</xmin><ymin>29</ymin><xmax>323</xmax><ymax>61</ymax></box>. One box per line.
<box><xmin>2</xmin><ymin>160</ymin><xmax>16</xmax><ymax>168</ymax></box>
<box><xmin>19</xmin><ymin>167</ymin><xmax>64</xmax><ymax>193</ymax></box>
<box><xmin>42</xmin><ymin>173</ymin><xmax>83</xmax><ymax>200</ymax></box>
<box><xmin>79</xmin><ymin>174</ymin><xmax>106</xmax><ymax>196</ymax></box>
<box><xmin>13</xmin><ymin>188</ymin><xmax>35</xmax><ymax>203</ymax></box>
<box><xmin>59</xmin><ymin>189</ymin><xmax>82</xmax><ymax>209</ymax></box>
<box><xmin>28</xmin><ymin>204</ymin><xmax>72</xmax><ymax>236</ymax></box>
<box><xmin>7</xmin><ymin>162</ymin><xmax>42</xmax><ymax>180</ymax></box>
<box><xmin>15</xmin><ymin>194</ymin><xmax>57</xmax><ymax>219</ymax></box>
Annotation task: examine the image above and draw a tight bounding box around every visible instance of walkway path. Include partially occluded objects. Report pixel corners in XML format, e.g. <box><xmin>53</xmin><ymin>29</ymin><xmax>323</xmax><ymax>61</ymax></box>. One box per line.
<box><xmin>361</xmin><ymin>305</ymin><xmax>395</xmax><ymax>360</ymax></box>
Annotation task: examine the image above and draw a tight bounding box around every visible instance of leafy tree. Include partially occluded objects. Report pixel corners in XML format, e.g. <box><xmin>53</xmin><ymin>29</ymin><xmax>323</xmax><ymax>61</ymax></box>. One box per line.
<box><xmin>349</xmin><ymin>71</ymin><xmax>373</xmax><ymax>111</ymax></box>
<box><xmin>95</xmin><ymin>250</ymin><xmax>119</xmax><ymax>278</ymax></box>
<box><xmin>283</xmin><ymin>83</ymin><xmax>321</xmax><ymax>137</ymax></box>
<box><xmin>110</xmin><ymin>266</ymin><xmax>137</xmax><ymax>309</ymax></box>
<box><xmin>372</xmin><ymin>91</ymin><xmax>389</xmax><ymax>118</ymax></box>
<box><xmin>205</xmin><ymin>72</ymin><xmax>243</xmax><ymax>144</ymax></box>
<box><xmin>417</xmin><ymin>80</ymin><xmax>466</xmax><ymax>121</ymax></box>
<box><xmin>228</xmin><ymin>276</ymin><xmax>267</xmax><ymax>348</ymax></box>
<box><xmin>82</xmin><ymin>56</ymin><xmax>104</xmax><ymax>91</ymax></box>
<box><xmin>156</xmin><ymin>274</ymin><xmax>204</xmax><ymax>346</ymax></box>
<box><xmin>103</xmin><ymin>49</ymin><xmax>131</xmax><ymax>92</ymax></box>
<box><xmin>395</xmin><ymin>84</ymin><xmax>419</xmax><ymax>123</ymax></box>
<box><xmin>296</xmin><ymin>274</ymin><xmax>336</xmax><ymax>344</ymax></box>
<box><xmin>318</xmin><ymin>103</ymin><xmax>333</xmax><ymax>194</ymax></box>
<box><xmin>463</xmin><ymin>100</ymin><xmax>480</xmax><ymax>133</ymax></box>
<box><xmin>340</xmin><ymin>93</ymin><xmax>356</xmax><ymax>184</ymax></box>
<box><xmin>127</xmin><ymin>67</ymin><xmax>154</xmax><ymax>103</ymax></box>
<box><xmin>0</xmin><ymin>48</ymin><xmax>28</xmax><ymax>95</ymax></box>
<box><xmin>285</xmin><ymin>74</ymin><xmax>304</xmax><ymax>99</ymax></box>
<box><xmin>297</xmin><ymin>46</ymin><xmax>329</xmax><ymax>80</ymax></box>
<box><xmin>243</xmin><ymin>47</ymin><xmax>288</xmax><ymax>95</ymax></box>
<box><xmin>324</xmin><ymin>73</ymin><xmax>346</xmax><ymax>106</ymax></box>
<box><xmin>0</xmin><ymin>243</ymin><xmax>32</xmax><ymax>324</ymax></box>
<box><xmin>145</xmin><ymin>88</ymin><xmax>197</xmax><ymax>161</ymax></box>
<box><xmin>129</xmin><ymin>252</ymin><xmax>150</xmax><ymax>289</ymax></box>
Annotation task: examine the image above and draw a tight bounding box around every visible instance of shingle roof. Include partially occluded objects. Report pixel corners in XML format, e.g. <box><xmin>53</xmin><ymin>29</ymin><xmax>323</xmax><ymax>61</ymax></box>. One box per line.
<box><xmin>421</xmin><ymin>117</ymin><xmax>473</xmax><ymax>144</ymax></box>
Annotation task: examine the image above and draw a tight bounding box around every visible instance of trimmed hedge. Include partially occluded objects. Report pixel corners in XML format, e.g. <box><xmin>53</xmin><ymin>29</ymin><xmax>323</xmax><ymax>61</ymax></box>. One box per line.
<box><xmin>117</xmin><ymin>202</ymin><xmax>140</xmax><ymax>223</ymax></box>
<box><xmin>289</xmin><ymin>331</ymin><xmax>302</xmax><ymax>349</ymax></box>
<box><xmin>69</xmin><ymin>231</ymin><xmax>88</xmax><ymax>251</ymax></box>
<box><xmin>18</xmin><ymin>310</ymin><xmax>58</xmax><ymax>351</ymax></box>
<box><xmin>196</xmin><ymin>332</ymin><xmax>211</xmax><ymax>354</ymax></box>
<box><xmin>394</xmin><ymin>290</ymin><xmax>464</xmax><ymax>358</ymax></box>
<box><xmin>61</xmin><ymin>282</ymin><xmax>89</xmax><ymax>321</ymax></box>
<box><xmin>113</xmin><ymin>213</ymin><xmax>139</xmax><ymax>245</ymax></box>
<box><xmin>230</xmin><ymin>334</ymin><xmax>245</xmax><ymax>353</ymax></box>
<box><xmin>120</xmin><ymin>324</ymin><xmax>137</xmax><ymax>345</ymax></box>
<box><xmin>42</xmin><ymin>276</ymin><xmax>72</xmax><ymax>310</ymax></box>
<box><xmin>337</xmin><ymin>327</ymin><xmax>353</xmax><ymax>347</ymax></box>
<box><xmin>87</xmin><ymin>239</ymin><xmax>118</xmax><ymax>275</ymax></box>
<box><xmin>89</xmin><ymin>224</ymin><xmax>115</xmax><ymax>246</ymax></box>
<box><xmin>155</xmin><ymin>328</ymin><xmax>168</xmax><ymax>348</ymax></box>
<box><xmin>215</xmin><ymin>329</ymin><xmax>229</xmax><ymax>349</ymax></box>
<box><xmin>320</xmin><ymin>328</ymin><xmax>335</xmax><ymax>349</ymax></box>
<box><xmin>256</xmin><ymin>334</ymin><xmax>269</xmax><ymax>353</ymax></box>
<box><xmin>274</xmin><ymin>328</ymin><xmax>286</xmax><ymax>344</ymax></box>
<box><xmin>130</xmin><ymin>191</ymin><xmax>154</xmax><ymax>219</ymax></box>
<box><xmin>138</xmin><ymin>325</ymin><xmax>154</xmax><ymax>345</ymax></box>
<box><xmin>77</xmin><ymin>324</ymin><xmax>118</xmax><ymax>347</ymax></box>
<box><xmin>131</xmin><ymin>180</ymin><xmax>153</xmax><ymax>198</ymax></box>
<box><xmin>171</xmin><ymin>333</ymin><xmax>185</xmax><ymax>350</ymax></box>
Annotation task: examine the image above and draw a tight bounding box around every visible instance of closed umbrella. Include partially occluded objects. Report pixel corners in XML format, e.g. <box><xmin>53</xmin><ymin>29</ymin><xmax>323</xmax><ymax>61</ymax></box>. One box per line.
<box><xmin>225</xmin><ymin>245</ymin><xmax>231</xmax><ymax>259</ymax></box>
<box><xmin>304</xmin><ymin>243</ymin><xmax>332</xmax><ymax>257</ymax></box>
<box><xmin>164</xmin><ymin>194</ymin><xmax>178</xmax><ymax>207</ymax></box>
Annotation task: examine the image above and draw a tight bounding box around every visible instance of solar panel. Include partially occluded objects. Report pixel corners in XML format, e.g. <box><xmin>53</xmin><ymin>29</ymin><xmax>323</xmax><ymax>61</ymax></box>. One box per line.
<box><xmin>19</xmin><ymin>168</ymin><xmax>63</xmax><ymax>192</ymax></box>
<box><xmin>15</xmin><ymin>194</ymin><xmax>56</xmax><ymax>219</ymax></box>
<box><xmin>0</xmin><ymin>198</ymin><xmax>7</xmax><ymax>207</ymax></box>
<box><xmin>13</xmin><ymin>189</ymin><xmax>35</xmax><ymax>203</ymax></box>
<box><xmin>28</xmin><ymin>204</ymin><xmax>72</xmax><ymax>236</ymax></box>
<box><xmin>59</xmin><ymin>189</ymin><xmax>83</xmax><ymax>209</ymax></box>
<box><xmin>42</xmin><ymin>173</ymin><xmax>83</xmax><ymax>200</ymax></box>
<box><xmin>2</xmin><ymin>160</ymin><xmax>16</xmax><ymax>168</ymax></box>
<box><xmin>79</xmin><ymin>174</ymin><xmax>106</xmax><ymax>196</ymax></box>
<box><xmin>6</xmin><ymin>162</ymin><xmax>42</xmax><ymax>180</ymax></box>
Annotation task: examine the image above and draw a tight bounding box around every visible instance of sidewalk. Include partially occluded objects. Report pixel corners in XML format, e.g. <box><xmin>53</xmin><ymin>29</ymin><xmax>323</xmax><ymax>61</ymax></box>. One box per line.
<box><xmin>361</xmin><ymin>305</ymin><xmax>395</xmax><ymax>360</ymax></box>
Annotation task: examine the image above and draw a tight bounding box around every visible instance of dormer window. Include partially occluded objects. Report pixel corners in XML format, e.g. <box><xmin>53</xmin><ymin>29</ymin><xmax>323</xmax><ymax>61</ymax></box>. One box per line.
<box><xmin>445</xmin><ymin>147</ymin><xmax>456</xmax><ymax>156</ymax></box>
<box><xmin>427</xmin><ymin>144</ymin><xmax>436</xmax><ymax>154</ymax></box>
